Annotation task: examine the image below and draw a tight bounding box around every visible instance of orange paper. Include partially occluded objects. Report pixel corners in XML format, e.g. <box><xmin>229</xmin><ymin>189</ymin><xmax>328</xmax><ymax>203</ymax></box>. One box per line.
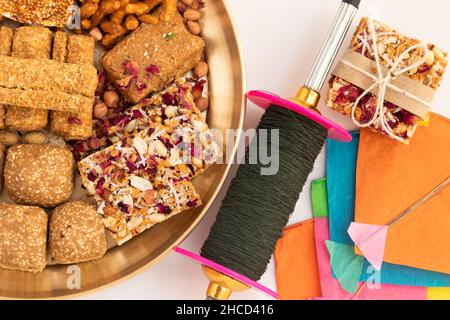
<box><xmin>274</xmin><ymin>219</ymin><xmax>322</xmax><ymax>300</ymax></box>
<box><xmin>355</xmin><ymin>113</ymin><xmax>450</xmax><ymax>274</ymax></box>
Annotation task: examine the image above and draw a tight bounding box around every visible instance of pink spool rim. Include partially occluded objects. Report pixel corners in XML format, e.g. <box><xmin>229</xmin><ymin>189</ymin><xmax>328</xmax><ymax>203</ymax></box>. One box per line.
<box><xmin>246</xmin><ymin>90</ymin><xmax>352</xmax><ymax>142</ymax></box>
<box><xmin>173</xmin><ymin>247</ymin><xmax>279</xmax><ymax>299</ymax></box>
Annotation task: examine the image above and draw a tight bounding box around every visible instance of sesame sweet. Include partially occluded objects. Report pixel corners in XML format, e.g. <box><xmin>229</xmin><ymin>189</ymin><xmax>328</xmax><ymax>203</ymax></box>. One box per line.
<box><xmin>4</xmin><ymin>144</ymin><xmax>74</xmax><ymax>207</ymax></box>
<box><xmin>49</xmin><ymin>201</ymin><xmax>107</xmax><ymax>264</ymax></box>
<box><xmin>51</xmin><ymin>34</ymin><xmax>95</xmax><ymax>140</ymax></box>
<box><xmin>0</xmin><ymin>55</ymin><xmax>98</xmax><ymax>113</ymax></box>
<box><xmin>0</xmin><ymin>0</ymin><xmax>75</xmax><ymax>27</ymax></box>
<box><xmin>326</xmin><ymin>18</ymin><xmax>448</xmax><ymax>143</ymax></box>
<box><xmin>101</xmin><ymin>11</ymin><xmax>205</xmax><ymax>103</ymax></box>
<box><xmin>0</xmin><ymin>203</ymin><xmax>47</xmax><ymax>273</ymax></box>
<box><xmin>78</xmin><ymin>123</ymin><xmax>202</xmax><ymax>245</ymax></box>
<box><xmin>6</xmin><ymin>26</ymin><xmax>52</xmax><ymax>131</ymax></box>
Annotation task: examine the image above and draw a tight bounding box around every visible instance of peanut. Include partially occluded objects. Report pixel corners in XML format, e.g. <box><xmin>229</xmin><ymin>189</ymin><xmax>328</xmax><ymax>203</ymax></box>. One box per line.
<box><xmin>94</xmin><ymin>102</ymin><xmax>109</xmax><ymax>119</ymax></box>
<box><xmin>194</xmin><ymin>61</ymin><xmax>208</xmax><ymax>78</ymax></box>
<box><xmin>183</xmin><ymin>8</ymin><xmax>202</xmax><ymax>21</ymax></box>
<box><xmin>104</xmin><ymin>91</ymin><xmax>120</xmax><ymax>108</ymax></box>
<box><xmin>187</xmin><ymin>20</ymin><xmax>201</xmax><ymax>35</ymax></box>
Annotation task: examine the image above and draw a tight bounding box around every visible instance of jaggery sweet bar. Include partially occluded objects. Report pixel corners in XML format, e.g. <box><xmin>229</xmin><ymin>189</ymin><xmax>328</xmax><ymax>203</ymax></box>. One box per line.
<box><xmin>101</xmin><ymin>11</ymin><xmax>205</xmax><ymax>103</ymax></box>
<box><xmin>78</xmin><ymin>124</ymin><xmax>202</xmax><ymax>245</ymax></box>
<box><xmin>326</xmin><ymin>18</ymin><xmax>448</xmax><ymax>142</ymax></box>
<box><xmin>51</xmin><ymin>34</ymin><xmax>95</xmax><ymax>140</ymax></box>
<box><xmin>0</xmin><ymin>26</ymin><xmax>13</xmax><ymax>129</ymax></box>
<box><xmin>0</xmin><ymin>0</ymin><xmax>74</xmax><ymax>27</ymax></box>
<box><xmin>7</xmin><ymin>26</ymin><xmax>51</xmax><ymax>131</ymax></box>
<box><xmin>0</xmin><ymin>55</ymin><xmax>97</xmax><ymax>113</ymax></box>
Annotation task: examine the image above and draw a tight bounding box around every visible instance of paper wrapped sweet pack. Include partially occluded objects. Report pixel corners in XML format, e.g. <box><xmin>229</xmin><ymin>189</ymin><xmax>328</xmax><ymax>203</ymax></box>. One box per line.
<box><xmin>326</xmin><ymin>18</ymin><xmax>448</xmax><ymax>144</ymax></box>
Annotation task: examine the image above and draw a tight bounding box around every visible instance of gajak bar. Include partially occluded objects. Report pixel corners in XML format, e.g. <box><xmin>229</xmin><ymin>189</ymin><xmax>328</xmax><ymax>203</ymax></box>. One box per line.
<box><xmin>0</xmin><ymin>26</ymin><xmax>13</xmax><ymax>129</ymax></box>
<box><xmin>6</xmin><ymin>26</ymin><xmax>51</xmax><ymax>131</ymax></box>
<box><xmin>78</xmin><ymin>124</ymin><xmax>202</xmax><ymax>245</ymax></box>
<box><xmin>0</xmin><ymin>0</ymin><xmax>74</xmax><ymax>27</ymax></box>
<box><xmin>101</xmin><ymin>11</ymin><xmax>205</xmax><ymax>103</ymax></box>
<box><xmin>0</xmin><ymin>204</ymin><xmax>48</xmax><ymax>273</ymax></box>
<box><xmin>326</xmin><ymin>18</ymin><xmax>448</xmax><ymax>143</ymax></box>
<box><xmin>51</xmin><ymin>34</ymin><xmax>95</xmax><ymax>140</ymax></box>
<box><xmin>0</xmin><ymin>55</ymin><xmax>97</xmax><ymax>113</ymax></box>
<box><xmin>52</xmin><ymin>31</ymin><xmax>68</xmax><ymax>63</ymax></box>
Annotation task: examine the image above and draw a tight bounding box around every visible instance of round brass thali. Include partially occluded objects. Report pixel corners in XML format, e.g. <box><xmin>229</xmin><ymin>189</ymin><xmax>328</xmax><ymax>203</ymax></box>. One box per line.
<box><xmin>0</xmin><ymin>0</ymin><xmax>245</xmax><ymax>299</ymax></box>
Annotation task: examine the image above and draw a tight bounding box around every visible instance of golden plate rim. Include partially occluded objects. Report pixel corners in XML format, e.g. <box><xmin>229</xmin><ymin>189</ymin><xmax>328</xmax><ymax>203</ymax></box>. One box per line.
<box><xmin>0</xmin><ymin>0</ymin><xmax>246</xmax><ymax>299</ymax></box>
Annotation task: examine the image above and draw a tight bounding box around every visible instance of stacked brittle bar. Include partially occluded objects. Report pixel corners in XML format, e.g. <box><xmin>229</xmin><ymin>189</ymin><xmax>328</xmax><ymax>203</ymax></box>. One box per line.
<box><xmin>326</xmin><ymin>18</ymin><xmax>448</xmax><ymax>143</ymax></box>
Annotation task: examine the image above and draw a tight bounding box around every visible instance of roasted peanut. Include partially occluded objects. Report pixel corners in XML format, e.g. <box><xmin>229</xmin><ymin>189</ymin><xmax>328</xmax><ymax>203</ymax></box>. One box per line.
<box><xmin>94</xmin><ymin>102</ymin><xmax>108</xmax><ymax>119</ymax></box>
<box><xmin>194</xmin><ymin>61</ymin><xmax>208</xmax><ymax>78</ymax></box>
<box><xmin>104</xmin><ymin>91</ymin><xmax>120</xmax><ymax>108</ymax></box>
<box><xmin>80</xmin><ymin>0</ymin><xmax>100</xmax><ymax>19</ymax></box>
<box><xmin>187</xmin><ymin>20</ymin><xmax>201</xmax><ymax>35</ymax></box>
<box><xmin>183</xmin><ymin>8</ymin><xmax>202</xmax><ymax>21</ymax></box>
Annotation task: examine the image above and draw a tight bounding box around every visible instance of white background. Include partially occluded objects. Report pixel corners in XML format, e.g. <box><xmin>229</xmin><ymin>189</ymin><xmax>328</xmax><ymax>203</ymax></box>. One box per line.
<box><xmin>85</xmin><ymin>0</ymin><xmax>450</xmax><ymax>300</ymax></box>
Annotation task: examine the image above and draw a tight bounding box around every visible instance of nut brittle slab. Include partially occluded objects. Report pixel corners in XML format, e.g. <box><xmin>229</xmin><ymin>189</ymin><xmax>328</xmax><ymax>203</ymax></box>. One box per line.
<box><xmin>326</xmin><ymin>18</ymin><xmax>448</xmax><ymax>143</ymax></box>
<box><xmin>78</xmin><ymin>125</ymin><xmax>202</xmax><ymax>245</ymax></box>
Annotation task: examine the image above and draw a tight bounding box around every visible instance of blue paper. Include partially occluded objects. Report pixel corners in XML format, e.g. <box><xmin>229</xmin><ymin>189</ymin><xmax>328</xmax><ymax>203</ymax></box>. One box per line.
<box><xmin>326</xmin><ymin>131</ymin><xmax>450</xmax><ymax>287</ymax></box>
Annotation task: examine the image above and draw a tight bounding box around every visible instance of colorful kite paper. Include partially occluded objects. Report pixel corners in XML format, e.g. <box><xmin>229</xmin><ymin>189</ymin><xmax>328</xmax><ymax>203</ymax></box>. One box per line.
<box><xmin>311</xmin><ymin>178</ymin><xmax>426</xmax><ymax>300</ymax></box>
<box><xmin>355</xmin><ymin>114</ymin><xmax>450</xmax><ymax>274</ymax></box>
<box><xmin>326</xmin><ymin>131</ymin><xmax>450</xmax><ymax>286</ymax></box>
<box><xmin>274</xmin><ymin>219</ymin><xmax>322</xmax><ymax>300</ymax></box>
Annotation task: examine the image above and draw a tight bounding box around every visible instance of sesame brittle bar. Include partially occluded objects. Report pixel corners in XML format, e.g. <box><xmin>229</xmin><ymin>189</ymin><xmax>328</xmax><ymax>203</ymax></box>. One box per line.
<box><xmin>0</xmin><ymin>55</ymin><xmax>97</xmax><ymax>113</ymax></box>
<box><xmin>326</xmin><ymin>18</ymin><xmax>448</xmax><ymax>143</ymax></box>
<box><xmin>78</xmin><ymin>124</ymin><xmax>202</xmax><ymax>245</ymax></box>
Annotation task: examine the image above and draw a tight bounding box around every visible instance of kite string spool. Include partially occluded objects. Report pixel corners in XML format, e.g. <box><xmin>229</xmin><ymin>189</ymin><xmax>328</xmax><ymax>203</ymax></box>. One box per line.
<box><xmin>201</xmin><ymin>105</ymin><xmax>327</xmax><ymax>281</ymax></box>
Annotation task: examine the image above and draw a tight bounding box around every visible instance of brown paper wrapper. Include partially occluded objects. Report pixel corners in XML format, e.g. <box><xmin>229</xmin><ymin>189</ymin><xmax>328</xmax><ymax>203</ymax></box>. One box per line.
<box><xmin>332</xmin><ymin>50</ymin><xmax>435</xmax><ymax>119</ymax></box>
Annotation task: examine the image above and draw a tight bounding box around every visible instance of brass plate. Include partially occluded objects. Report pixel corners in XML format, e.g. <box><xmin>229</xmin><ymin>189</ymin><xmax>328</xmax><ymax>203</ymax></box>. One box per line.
<box><xmin>0</xmin><ymin>0</ymin><xmax>245</xmax><ymax>299</ymax></box>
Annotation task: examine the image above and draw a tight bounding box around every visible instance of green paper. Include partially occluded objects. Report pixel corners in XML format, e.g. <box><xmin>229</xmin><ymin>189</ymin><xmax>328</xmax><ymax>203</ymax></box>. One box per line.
<box><xmin>325</xmin><ymin>240</ymin><xmax>364</xmax><ymax>294</ymax></box>
<box><xmin>311</xmin><ymin>178</ymin><xmax>328</xmax><ymax>218</ymax></box>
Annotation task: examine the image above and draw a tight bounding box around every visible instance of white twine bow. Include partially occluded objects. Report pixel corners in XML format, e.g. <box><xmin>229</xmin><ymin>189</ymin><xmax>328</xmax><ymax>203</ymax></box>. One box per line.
<box><xmin>346</xmin><ymin>18</ymin><xmax>430</xmax><ymax>142</ymax></box>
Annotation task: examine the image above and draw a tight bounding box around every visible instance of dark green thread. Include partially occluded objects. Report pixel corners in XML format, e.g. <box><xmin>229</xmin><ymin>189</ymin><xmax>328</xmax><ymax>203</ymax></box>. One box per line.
<box><xmin>201</xmin><ymin>105</ymin><xmax>327</xmax><ymax>280</ymax></box>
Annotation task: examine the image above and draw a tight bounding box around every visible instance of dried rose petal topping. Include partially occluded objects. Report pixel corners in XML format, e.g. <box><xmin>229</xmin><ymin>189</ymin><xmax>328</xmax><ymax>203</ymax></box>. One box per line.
<box><xmin>123</xmin><ymin>60</ymin><xmax>139</xmax><ymax>76</ymax></box>
<box><xmin>96</xmin><ymin>178</ymin><xmax>105</xmax><ymax>197</ymax></box>
<box><xmin>87</xmin><ymin>171</ymin><xmax>98</xmax><ymax>182</ymax></box>
<box><xmin>335</xmin><ymin>85</ymin><xmax>362</xmax><ymax>105</ymax></box>
<box><xmin>397</xmin><ymin>109</ymin><xmax>418</xmax><ymax>125</ymax></box>
<box><xmin>116</xmin><ymin>75</ymin><xmax>137</xmax><ymax>90</ymax></box>
<box><xmin>187</xmin><ymin>199</ymin><xmax>198</xmax><ymax>208</ymax></box>
<box><xmin>162</xmin><ymin>92</ymin><xmax>177</xmax><ymax>106</ymax></box>
<box><xmin>68</xmin><ymin>117</ymin><xmax>82</xmax><ymax>125</ymax></box>
<box><xmin>146</xmin><ymin>64</ymin><xmax>160</xmax><ymax>76</ymax></box>
<box><xmin>136</xmin><ymin>81</ymin><xmax>147</xmax><ymax>92</ymax></box>
<box><xmin>192</xmin><ymin>79</ymin><xmax>206</xmax><ymax>97</ymax></box>
<box><xmin>157</xmin><ymin>204</ymin><xmax>171</xmax><ymax>214</ymax></box>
